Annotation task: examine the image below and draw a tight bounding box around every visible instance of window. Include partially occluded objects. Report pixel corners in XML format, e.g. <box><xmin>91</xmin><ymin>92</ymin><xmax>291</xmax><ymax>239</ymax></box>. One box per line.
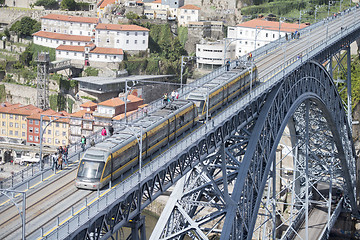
<box><xmin>70</xmin><ymin>23</ymin><xmax>73</xmax><ymax>26</ymax></box>
<box><xmin>48</xmin><ymin>138</ymin><xmax>51</xmax><ymax>143</ymax></box>
<box><xmin>80</xmin><ymin>31</ymin><xmax>82</xmax><ymax>35</ymax></box>
<box><xmin>35</xmin><ymin>128</ymin><xmax>39</xmax><ymax>133</ymax></box>
<box><xmin>63</xmin><ymin>123</ymin><xmax>66</xmax><ymax>128</ymax></box>
<box><xmin>62</xmin><ymin>140</ymin><xmax>66</xmax><ymax>145</ymax></box>
<box><xmin>70</xmin><ymin>41</ymin><xmax>73</xmax><ymax>45</ymax></box>
<box><xmin>105</xmin><ymin>55</ymin><xmax>107</xmax><ymax>59</ymax></box>
<box><xmin>116</xmin><ymin>39</ymin><xmax>119</xmax><ymax>43</ymax></box>
<box><xmin>22</xmin><ymin>124</ymin><xmax>25</xmax><ymax>128</ymax></box>
<box><xmin>29</xmin><ymin>119</ymin><xmax>33</xmax><ymax>124</ymax></box>
<box><xmin>143</xmin><ymin>40</ymin><xmax>145</xmax><ymax>44</ymax></box>
<box><xmin>107</xmin><ymin>31</ymin><xmax>109</xmax><ymax>34</ymax></box>
<box><xmin>2</xmin><ymin>113</ymin><xmax>5</xmax><ymax>118</ymax></box>
<box><xmin>9</xmin><ymin>114</ymin><xmax>13</xmax><ymax>119</ymax></box>
<box><xmin>56</xmin><ymin>130</ymin><xmax>59</xmax><ymax>136</ymax></box>
<box><xmin>107</xmin><ymin>39</ymin><xmax>110</xmax><ymax>43</ymax></box>
<box><xmin>55</xmin><ymin>139</ymin><xmax>60</xmax><ymax>144</ymax></box>
<box><xmin>192</xmin><ymin>10</ymin><xmax>195</xmax><ymax>13</ymax></box>
<box><xmin>62</xmin><ymin>131</ymin><xmax>66</xmax><ymax>136</ymax></box>
<box><xmin>184</xmin><ymin>10</ymin><xmax>187</xmax><ymax>13</ymax></box>
<box><xmin>135</xmin><ymin>32</ymin><xmax>138</xmax><ymax>36</ymax></box>
<box><xmin>70</xmin><ymin>30</ymin><xmax>73</xmax><ymax>34</ymax></box>
<box><xmin>273</xmin><ymin>34</ymin><xmax>275</xmax><ymax>38</ymax></box>
<box><xmin>98</xmin><ymin>30</ymin><xmax>100</xmax><ymax>34</ymax></box>
<box><xmin>1</xmin><ymin>121</ymin><xmax>5</xmax><ymax>126</ymax></box>
<box><xmin>135</xmin><ymin>40</ymin><xmax>137</xmax><ymax>44</ymax></box>
<box><xmin>22</xmin><ymin>132</ymin><xmax>25</xmax><ymax>137</ymax></box>
<box><xmin>1</xmin><ymin>129</ymin><xmax>5</xmax><ymax>134</ymax></box>
<box><xmin>15</xmin><ymin>115</ymin><xmax>18</xmax><ymax>120</ymax></box>
<box><xmin>15</xmin><ymin>123</ymin><xmax>19</xmax><ymax>128</ymax></box>
<box><xmin>143</xmin><ymin>32</ymin><xmax>145</xmax><ymax>36</ymax></box>
<box><xmin>78</xmin><ymin>42</ymin><xmax>80</xmax><ymax>45</ymax></box>
<box><xmin>29</xmin><ymin>135</ymin><xmax>33</xmax><ymax>141</ymax></box>
<box><xmin>63</xmin><ymin>41</ymin><xmax>66</xmax><ymax>44</ymax></box>
<box><xmin>29</xmin><ymin>127</ymin><xmax>33</xmax><ymax>133</ymax></box>
<box><xmin>126</xmin><ymin>32</ymin><xmax>129</xmax><ymax>36</ymax></box>
<box><xmin>98</xmin><ymin>38</ymin><xmax>101</xmax><ymax>42</ymax></box>
<box><xmin>80</xmin><ymin>23</ymin><xmax>82</xmax><ymax>27</ymax></box>
<box><xmin>126</xmin><ymin>40</ymin><xmax>129</xmax><ymax>44</ymax></box>
<box><xmin>74</xmin><ymin>52</ymin><xmax>77</xmax><ymax>56</ymax></box>
<box><xmin>56</xmin><ymin>122</ymin><xmax>59</xmax><ymax>127</ymax></box>
<box><xmin>35</xmin><ymin>136</ymin><xmax>39</xmax><ymax>141</ymax></box>
<box><xmin>48</xmin><ymin>129</ymin><xmax>51</xmax><ymax>134</ymax></box>
<box><xmin>64</xmin><ymin>30</ymin><xmax>67</xmax><ymax>33</ymax></box>
<box><xmin>88</xmin><ymin>32</ymin><xmax>91</xmax><ymax>36</ymax></box>
<box><xmin>117</xmin><ymin>32</ymin><xmax>119</xmax><ymax>35</ymax></box>
<box><xmin>266</xmin><ymin>33</ymin><xmax>268</xmax><ymax>37</ymax></box>
<box><xmin>97</xmin><ymin>55</ymin><xmax>100</xmax><ymax>58</ymax></box>
<box><xmin>15</xmin><ymin>131</ymin><xmax>18</xmax><ymax>136</ymax></box>
<box><xmin>58</xmin><ymin>51</ymin><xmax>61</xmax><ymax>55</ymax></box>
<box><xmin>66</xmin><ymin>52</ymin><xmax>69</xmax><ymax>55</ymax></box>
<box><xmin>9</xmin><ymin>122</ymin><xmax>13</xmax><ymax>127</ymax></box>
<box><xmin>114</xmin><ymin>56</ymin><xmax>117</xmax><ymax>59</ymax></box>
<box><xmin>35</xmin><ymin>120</ymin><xmax>39</xmax><ymax>125</ymax></box>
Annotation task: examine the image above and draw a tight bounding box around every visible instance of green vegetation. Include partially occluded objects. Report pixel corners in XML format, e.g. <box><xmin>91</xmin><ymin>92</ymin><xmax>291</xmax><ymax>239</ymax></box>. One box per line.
<box><xmin>67</xmin><ymin>97</ymin><xmax>74</xmax><ymax>113</ymax></box>
<box><xmin>49</xmin><ymin>94</ymin><xmax>66</xmax><ymax>111</ymax></box>
<box><xmin>0</xmin><ymin>85</ymin><xmax>5</xmax><ymax>102</ymax></box>
<box><xmin>81</xmin><ymin>95</ymin><xmax>97</xmax><ymax>101</ymax></box>
<box><xmin>60</xmin><ymin>0</ymin><xmax>88</xmax><ymax>10</ymax></box>
<box><xmin>10</xmin><ymin>17</ymin><xmax>40</xmax><ymax>38</ymax></box>
<box><xmin>178</xmin><ymin>27</ymin><xmax>188</xmax><ymax>47</ymax></box>
<box><xmin>241</xmin><ymin>0</ymin><xmax>355</xmax><ymax>23</ymax></box>
<box><xmin>34</xmin><ymin>0</ymin><xmax>59</xmax><ymax>9</ymax></box>
<box><xmin>84</xmin><ymin>67</ymin><xmax>99</xmax><ymax>76</ymax></box>
<box><xmin>20</xmin><ymin>43</ymin><xmax>55</xmax><ymax>66</ymax></box>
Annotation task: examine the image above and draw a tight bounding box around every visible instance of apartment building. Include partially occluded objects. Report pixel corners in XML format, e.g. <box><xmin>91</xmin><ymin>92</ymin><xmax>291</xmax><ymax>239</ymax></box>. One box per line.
<box><xmin>27</xmin><ymin>109</ymin><xmax>70</xmax><ymax>147</ymax></box>
<box><xmin>40</xmin><ymin>14</ymin><xmax>98</xmax><ymax>36</ymax></box>
<box><xmin>0</xmin><ymin>103</ymin><xmax>42</xmax><ymax>143</ymax></box>
<box><xmin>196</xmin><ymin>40</ymin><xmax>236</xmax><ymax>69</ymax></box>
<box><xmin>69</xmin><ymin>109</ymin><xmax>95</xmax><ymax>144</ymax></box>
<box><xmin>95</xmin><ymin>23</ymin><xmax>149</xmax><ymax>51</ymax></box>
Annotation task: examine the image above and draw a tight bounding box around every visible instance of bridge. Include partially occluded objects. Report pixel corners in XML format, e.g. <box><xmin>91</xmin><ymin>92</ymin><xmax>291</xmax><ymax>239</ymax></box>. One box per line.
<box><xmin>1</xmin><ymin>6</ymin><xmax>360</xmax><ymax>240</ymax></box>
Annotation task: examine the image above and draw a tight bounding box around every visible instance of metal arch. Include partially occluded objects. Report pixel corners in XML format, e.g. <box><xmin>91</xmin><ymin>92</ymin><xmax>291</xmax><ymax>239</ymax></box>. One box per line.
<box><xmin>220</xmin><ymin>60</ymin><xmax>357</xmax><ymax>240</ymax></box>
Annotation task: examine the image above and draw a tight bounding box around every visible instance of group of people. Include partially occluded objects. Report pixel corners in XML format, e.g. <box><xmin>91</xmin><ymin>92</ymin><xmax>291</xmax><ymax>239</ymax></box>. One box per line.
<box><xmin>52</xmin><ymin>145</ymin><xmax>69</xmax><ymax>170</ymax></box>
<box><xmin>285</xmin><ymin>31</ymin><xmax>300</xmax><ymax>41</ymax></box>
<box><xmin>163</xmin><ymin>90</ymin><xmax>179</xmax><ymax>105</ymax></box>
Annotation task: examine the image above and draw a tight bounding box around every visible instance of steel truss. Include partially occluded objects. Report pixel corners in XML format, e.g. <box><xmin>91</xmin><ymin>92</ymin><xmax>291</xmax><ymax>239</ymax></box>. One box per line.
<box><xmin>151</xmin><ymin>61</ymin><xmax>357</xmax><ymax>240</ymax></box>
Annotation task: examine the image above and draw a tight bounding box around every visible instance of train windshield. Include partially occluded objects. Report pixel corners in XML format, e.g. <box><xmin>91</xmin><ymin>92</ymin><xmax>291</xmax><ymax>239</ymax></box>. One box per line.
<box><xmin>77</xmin><ymin>160</ymin><xmax>104</xmax><ymax>180</ymax></box>
<box><xmin>193</xmin><ymin>100</ymin><xmax>205</xmax><ymax>113</ymax></box>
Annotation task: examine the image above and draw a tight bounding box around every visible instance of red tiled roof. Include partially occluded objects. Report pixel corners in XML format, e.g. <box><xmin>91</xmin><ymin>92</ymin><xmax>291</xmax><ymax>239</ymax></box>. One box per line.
<box><xmin>80</xmin><ymin>101</ymin><xmax>97</xmax><ymax>108</ymax></box>
<box><xmin>99</xmin><ymin>97</ymin><xmax>125</xmax><ymax>107</ymax></box>
<box><xmin>98</xmin><ymin>0</ymin><xmax>116</xmax><ymax>8</ymax></box>
<box><xmin>90</xmin><ymin>47</ymin><xmax>123</xmax><ymax>55</ymax></box>
<box><xmin>28</xmin><ymin>109</ymin><xmax>70</xmax><ymax>123</ymax></box>
<box><xmin>41</xmin><ymin>14</ymin><xmax>98</xmax><ymax>24</ymax></box>
<box><xmin>96</xmin><ymin>23</ymin><xmax>149</xmax><ymax>31</ymax></box>
<box><xmin>33</xmin><ymin>31</ymin><xmax>92</xmax><ymax>42</ymax></box>
<box><xmin>180</xmin><ymin>4</ymin><xmax>201</xmax><ymax>10</ymax></box>
<box><xmin>236</xmin><ymin>19</ymin><xmax>308</xmax><ymax>32</ymax></box>
<box><xmin>112</xmin><ymin>109</ymin><xmax>137</xmax><ymax>120</ymax></box>
<box><xmin>152</xmin><ymin>0</ymin><xmax>161</xmax><ymax>3</ymax></box>
<box><xmin>56</xmin><ymin>45</ymin><xmax>85</xmax><ymax>52</ymax></box>
<box><xmin>70</xmin><ymin>110</ymin><xmax>89</xmax><ymax>118</ymax></box>
<box><xmin>0</xmin><ymin>103</ymin><xmax>42</xmax><ymax>116</ymax></box>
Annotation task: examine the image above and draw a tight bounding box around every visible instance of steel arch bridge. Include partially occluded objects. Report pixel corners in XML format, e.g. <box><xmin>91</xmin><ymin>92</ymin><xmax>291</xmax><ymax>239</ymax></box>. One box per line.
<box><xmin>151</xmin><ymin>60</ymin><xmax>357</xmax><ymax>240</ymax></box>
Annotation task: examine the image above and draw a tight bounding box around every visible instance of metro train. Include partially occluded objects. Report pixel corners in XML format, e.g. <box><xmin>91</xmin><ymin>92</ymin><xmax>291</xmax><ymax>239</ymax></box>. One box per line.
<box><xmin>75</xmin><ymin>65</ymin><xmax>257</xmax><ymax>190</ymax></box>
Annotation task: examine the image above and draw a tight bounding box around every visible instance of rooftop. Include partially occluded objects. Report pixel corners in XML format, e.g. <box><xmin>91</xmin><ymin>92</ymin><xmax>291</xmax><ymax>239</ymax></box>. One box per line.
<box><xmin>41</xmin><ymin>14</ymin><xmax>98</xmax><ymax>24</ymax></box>
<box><xmin>96</xmin><ymin>23</ymin><xmax>149</xmax><ymax>31</ymax></box>
<box><xmin>56</xmin><ymin>45</ymin><xmax>85</xmax><ymax>52</ymax></box>
<box><xmin>33</xmin><ymin>31</ymin><xmax>92</xmax><ymax>42</ymax></box>
<box><xmin>236</xmin><ymin>19</ymin><xmax>308</xmax><ymax>32</ymax></box>
<box><xmin>180</xmin><ymin>4</ymin><xmax>201</xmax><ymax>10</ymax></box>
<box><xmin>80</xmin><ymin>101</ymin><xmax>97</xmax><ymax>108</ymax></box>
<box><xmin>97</xmin><ymin>0</ymin><xmax>116</xmax><ymax>8</ymax></box>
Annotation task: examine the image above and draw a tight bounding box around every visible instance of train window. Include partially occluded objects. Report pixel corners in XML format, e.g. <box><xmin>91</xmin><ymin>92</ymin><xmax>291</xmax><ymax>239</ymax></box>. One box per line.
<box><xmin>84</xmin><ymin>152</ymin><xmax>104</xmax><ymax>160</ymax></box>
<box><xmin>77</xmin><ymin>160</ymin><xmax>105</xmax><ymax>179</ymax></box>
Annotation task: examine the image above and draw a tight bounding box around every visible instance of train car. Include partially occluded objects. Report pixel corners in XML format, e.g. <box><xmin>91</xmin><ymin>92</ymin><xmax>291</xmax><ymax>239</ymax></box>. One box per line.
<box><xmin>75</xmin><ymin>100</ymin><xmax>197</xmax><ymax>190</ymax></box>
<box><xmin>187</xmin><ymin>65</ymin><xmax>257</xmax><ymax>121</ymax></box>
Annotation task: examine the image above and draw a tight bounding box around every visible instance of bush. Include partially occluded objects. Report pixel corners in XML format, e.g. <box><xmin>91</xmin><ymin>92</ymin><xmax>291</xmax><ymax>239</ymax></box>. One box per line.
<box><xmin>84</xmin><ymin>67</ymin><xmax>99</xmax><ymax>76</ymax></box>
<box><xmin>0</xmin><ymin>84</ymin><xmax>5</xmax><ymax>102</ymax></box>
<box><xmin>34</xmin><ymin>0</ymin><xmax>59</xmax><ymax>9</ymax></box>
<box><xmin>10</xmin><ymin>17</ymin><xmax>41</xmax><ymax>38</ymax></box>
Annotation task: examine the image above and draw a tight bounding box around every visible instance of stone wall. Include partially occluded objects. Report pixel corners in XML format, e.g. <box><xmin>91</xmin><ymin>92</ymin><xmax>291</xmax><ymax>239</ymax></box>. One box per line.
<box><xmin>1</xmin><ymin>82</ymin><xmax>37</xmax><ymax>105</ymax></box>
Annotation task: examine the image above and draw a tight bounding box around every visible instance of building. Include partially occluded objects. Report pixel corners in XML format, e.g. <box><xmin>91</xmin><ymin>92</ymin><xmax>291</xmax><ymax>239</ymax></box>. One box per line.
<box><xmin>33</xmin><ymin>31</ymin><xmax>92</xmax><ymax>49</ymax></box>
<box><xmin>97</xmin><ymin>0</ymin><xmax>119</xmax><ymax>18</ymax></box>
<box><xmin>80</xmin><ymin>101</ymin><xmax>97</xmax><ymax>111</ymax></box>
<box><xmin>196</xmin><ymin>40</ymin><xmax>236</xmax><ymax>70</ymax></box>
<box><xmin>178</xmin><ymin>4</ymin><xmax>201</xmax><ymax>26</ymax></box>
<box><xmin>40</xmin><ymin>14</ymin><xmax>98</xmax><ymax>36</ymax></box>
<box><xmin>227</xmin><ymin>18</ymin><xmax>308</xmax><ymax>57</ymax></box>
<box><xmin>0</xmin><ymin>103</ymin><xmax>42</xmax><ymax>143</ymax></box>
<box><xmin>95</xmin><ymin>23</ymin><xmax>149</xmax><ymax>51</ymax></box>
<box><xmin>27</xmin><ymin>109</ymin><xmax>70</xmax><ymax>147</ymax></box>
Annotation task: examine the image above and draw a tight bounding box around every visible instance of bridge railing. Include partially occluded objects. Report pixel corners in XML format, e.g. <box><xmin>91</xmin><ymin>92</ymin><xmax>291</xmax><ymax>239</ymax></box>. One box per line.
<box><xmin>37</xmin><ymin>9</ymin><xmax>360</xmax><ymax>239</ymax></box>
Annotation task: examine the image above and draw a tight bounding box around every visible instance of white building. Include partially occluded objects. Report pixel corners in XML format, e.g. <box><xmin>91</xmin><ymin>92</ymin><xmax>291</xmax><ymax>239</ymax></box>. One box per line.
<box><xmin>196</xmin><ymin>40</ymin><xmax>236</xmax><ymax>70</ymax></box>
<box><xmin>56</xmin><ymin>45</ymin><xmax>124</xmax><ymax>65</ymax></box>
<box><xmin>40</xmin><ymin>14</ymin><xmax>98</xmax><ymax>36</ymax></box>
<box><xmin>178</xmin><ymin>4</ymin><xmax>200</xmax><ymax>26</ymax></box>
<box><xmin>33</xmin><ymin>31</ymin><xmax>92</xmax><ymax>48</ymax></box>
<box><xmin>227</xmin><ymin>18</ymin><xmax>308</xmax><ymax>57</ymax></box>
<box><xmin>95</xmin><ymin>23</ymin><xmax>149</xmax><ymax>51</ymax></box>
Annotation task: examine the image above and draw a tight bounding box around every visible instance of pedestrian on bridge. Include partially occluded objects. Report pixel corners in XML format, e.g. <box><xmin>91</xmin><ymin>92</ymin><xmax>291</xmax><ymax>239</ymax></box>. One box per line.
<box><xmin>52</xmin><ymin>153</ymin><xmax>58</xmax><ymax>170</ymax></box>
<box><xmin>81</xmin><ymin>136</ymin><xmax>86</xmax><ymax>151</ymax></box>
<box><xmin>63</xmin><ymin>145</ymin><xmax>69</xmax><ymax>165</ymax></box>
<box><xmin>101</xmin><ymin>127</ymin><xmax>107</xmax><ymax>140</ymax></box>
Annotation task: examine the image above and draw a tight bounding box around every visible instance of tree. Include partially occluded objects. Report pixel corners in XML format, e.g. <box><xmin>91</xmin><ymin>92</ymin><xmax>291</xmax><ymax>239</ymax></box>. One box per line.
<box><xmin>10</xmin><ymin>17</ymin><xmax>40</xmax><ymax>38</ymax></box>
<box><xmin>34</xmin><ymin>0</ymin><xmax>59</xmax><ymax>9</ymax></box>
<box><xmin>60</xmin><ymin>0</ymin><xmax>77</xmax><ymax>10</ymax></box>
<box><xmin>4</xmin><ymin>28</ymin><xmax>10</xmax><ymax>40</ymax></box>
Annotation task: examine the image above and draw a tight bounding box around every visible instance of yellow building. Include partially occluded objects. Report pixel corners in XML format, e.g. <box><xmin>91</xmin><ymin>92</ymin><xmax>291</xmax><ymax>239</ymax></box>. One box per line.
<box><xmin>0</xmin><ymin>102</ymin><xmax>42</xmax><ymax>143</ymax></box>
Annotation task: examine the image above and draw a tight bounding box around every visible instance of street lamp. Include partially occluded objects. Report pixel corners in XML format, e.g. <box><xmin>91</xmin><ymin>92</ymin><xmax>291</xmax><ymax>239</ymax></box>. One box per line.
<box><xmin>39</xmin><ymin>114</ymin><xmax>69</xmax><ymax>171</ymax></box>
<box><xmin>0</xmin><ymin>189</ymin><xmax>26</xmax><ymax>240</ymax></box>
<box><xmin>123</xmin><ymin>79</ymin><xmax>138</xmax><ymax>123</ymax></box>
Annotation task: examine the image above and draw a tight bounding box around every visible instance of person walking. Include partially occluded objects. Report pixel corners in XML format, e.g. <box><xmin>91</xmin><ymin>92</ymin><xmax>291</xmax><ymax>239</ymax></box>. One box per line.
<box><xmin>171</xmin><ymin>90</ymin><xmax>176</xmax><ymax>101</ymax></box>
<box><xmin>108</xmin><ymin>125</ymin><xmax>114</xmax><ymax>136</ymax></box>
<box><xmin>81</xmin><ymin>135</ymin><xmax>86</xmax><ymax>151</ymax></box>
<box><xmin>175</xmin><ymin>90</ymin><xmax>179</xmax><ymax>100</ymax></box>
<box><xmin>57</xmin><ymin>152</ymin><xmax>63</xmax><ymax>170</ymax></box>
<box><xmin>163</xmin><ymin>93</ymin><xmax>168</xmax><ymax>105</ymax></box>
<box><xmin>63</xmin><ymin>145</ymin><xmax>68</xmax><ymax>165</ymax></box>
<box><xmin>101</xmin><ymin>127</ymin><xmax>107</xmax><ymax>140</ymax></box>
<box><xmin>90</xmin><ymin>138</ymin><xmax>95</xmax><ymax>147</ymax></box>
<box><xmin>52</xmin><ymin>153</ymin><xmax>58</xmax><ymax>170</ymax></box>
<box><xmin>226</xmin><ymin>60</ymin><xmax>230</xmax><ymax>71</ymax></box>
